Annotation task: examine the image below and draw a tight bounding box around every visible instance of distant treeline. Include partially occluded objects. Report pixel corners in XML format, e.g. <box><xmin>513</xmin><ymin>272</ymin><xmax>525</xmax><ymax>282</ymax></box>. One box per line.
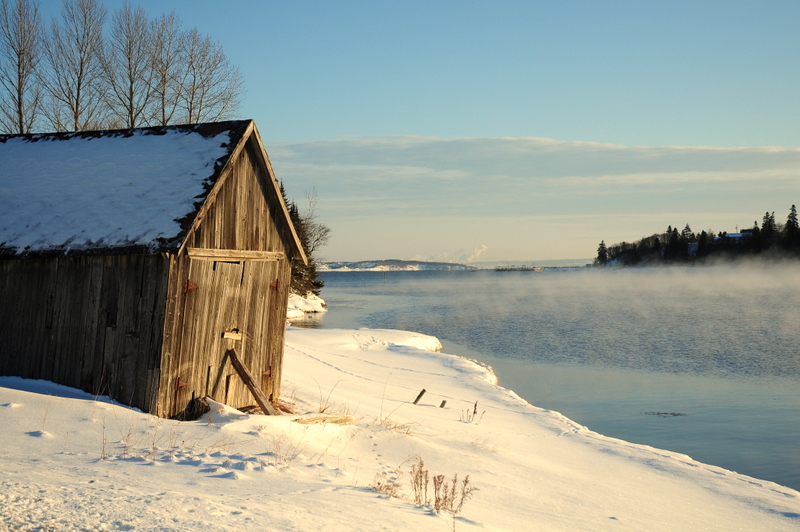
<box><xmin>595</xmin><ymin>205</ymin><xmax>800</xmax><ymax>266</ymax></box>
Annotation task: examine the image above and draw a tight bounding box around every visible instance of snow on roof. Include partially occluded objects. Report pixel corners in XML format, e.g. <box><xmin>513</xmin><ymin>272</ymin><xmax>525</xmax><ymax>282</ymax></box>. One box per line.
<box><xmin>713</xmin><ymin>232</ymin><xmax>749</xmax><ymax>241</ymax></box>
<box><xmin>0</xmin><ymin>121</ymin><xmax>250</xmax><ymax>256</ymax></box>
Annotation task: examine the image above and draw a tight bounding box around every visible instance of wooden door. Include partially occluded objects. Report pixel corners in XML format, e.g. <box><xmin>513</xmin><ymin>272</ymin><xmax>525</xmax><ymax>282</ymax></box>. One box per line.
<box><xmin>170</xmin><ymin>250</ymin><xmax>285</xmax><ymax>414</ymax></box>
<box><xmin>177</xmin><ymin>258</ymin><xmax>246</xmax><ymax>406</ymax></box>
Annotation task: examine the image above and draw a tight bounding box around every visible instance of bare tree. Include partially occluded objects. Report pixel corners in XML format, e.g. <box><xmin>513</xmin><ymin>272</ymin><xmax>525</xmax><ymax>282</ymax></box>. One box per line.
<box><xmin>301</xmin><ymin>188</ymin><xmax>331</xmax><ymax>256</ymax></box>
<box><xmin>102</xmin><ymin>1</ymin><xmax>151</xmax><ymax>128</ymax></box>
<box><xmin>148</xmin><ymin>11</ymin><xmax>184</xmax><ymax>126</ymax></box>
<box><xmin>41</xmin><ymin>0</ymin><xmax>106</xmax><ymax>131</ymax></box>
<box><xmin>18</xmin><ymin>2</ymin><xmax>244</xmax><ymax>133</ymax></box>
<box><xmin>180</xmin><ymin>27</ymin><xmax>242</xmax><ymax>123</ymax></box>
<box><xmin>0</xmin><ymin>0</ymin><xmax>42</xmax><ymax>133</ymax></box>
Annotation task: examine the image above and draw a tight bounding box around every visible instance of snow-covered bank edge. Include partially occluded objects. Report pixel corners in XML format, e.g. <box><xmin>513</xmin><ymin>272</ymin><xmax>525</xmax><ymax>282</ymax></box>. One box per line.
<box><xmin>286</xmin><ymin>292</ymin><xmax>327</xmax><ymax>320</ymax></box>
<box><xmin>2</xmin><ymin>328</ymin><xmax>800</xmax><ymax>531</ymax></box>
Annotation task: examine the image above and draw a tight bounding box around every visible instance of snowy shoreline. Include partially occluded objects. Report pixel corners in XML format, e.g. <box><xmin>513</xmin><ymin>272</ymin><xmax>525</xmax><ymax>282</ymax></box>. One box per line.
<box><xmin>286</xmin><ymin>292</ymin><xmax>328</xmax><ymax>320</ymax></box>
<box><xmin>2</xmin><ymin>327</ymin><xmax>800</xmax><ymax>531</ymax></box>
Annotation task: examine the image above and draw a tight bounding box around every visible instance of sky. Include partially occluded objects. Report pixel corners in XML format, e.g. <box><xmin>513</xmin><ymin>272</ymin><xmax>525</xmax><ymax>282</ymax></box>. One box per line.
<box><xmin>42</xmin><ymin>1</ymin><xmax>800</xmax><ymax>263</ymax></box>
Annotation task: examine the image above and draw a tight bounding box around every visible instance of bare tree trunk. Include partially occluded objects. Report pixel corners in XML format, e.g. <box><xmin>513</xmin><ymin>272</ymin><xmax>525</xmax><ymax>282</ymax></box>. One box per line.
<box><xmin>40</xmin><ymin>0</ymin><xmax>106</xmax><ymax>131</ymax></box>
<box><xmin>180</xmin><ymin>27</ymin><xmax>242</xmax><ymax>124</ymax></box>
<box><xmin>0</xmin><ymin>0</ymin><xmax>41</xmax><ymax>134</ymax></box>
<box><xmin>102</xmin><ymin>1</ymin><xmax>152</xmax><ymax>128</ymax></box>
<box><xmin>148</xmin><ymin>11</ymin><xmax>184</xmax><ymax>126</ymax></box>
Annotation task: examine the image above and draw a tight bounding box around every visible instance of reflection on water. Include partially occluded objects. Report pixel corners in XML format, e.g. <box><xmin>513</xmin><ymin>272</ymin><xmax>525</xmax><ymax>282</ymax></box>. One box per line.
<box><xmin>314</xmin><ymin>265</ymin><xmax>800</xmax><ymax>491</ymax></box>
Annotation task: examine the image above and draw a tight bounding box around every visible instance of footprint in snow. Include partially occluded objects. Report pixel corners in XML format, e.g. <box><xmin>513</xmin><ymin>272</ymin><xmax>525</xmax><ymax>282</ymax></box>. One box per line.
<box><xmin>25</xmin><ymin>430</ymin><xmax>53</xmax><ymax>438</ymax></box>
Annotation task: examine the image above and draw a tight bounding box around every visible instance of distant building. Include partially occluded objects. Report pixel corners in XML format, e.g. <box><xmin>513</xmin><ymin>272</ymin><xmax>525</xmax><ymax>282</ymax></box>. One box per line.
<box><xmin>714</xmin><ymin>229</ymin><xmax>752</xmax><ymax>243</ymax></box>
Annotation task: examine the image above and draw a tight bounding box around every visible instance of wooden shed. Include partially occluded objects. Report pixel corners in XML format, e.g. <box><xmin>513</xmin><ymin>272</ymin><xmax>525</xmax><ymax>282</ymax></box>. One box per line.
<box><xmin>0</xmin><ymin>120</ymin><xmax>307</xmax><ymax>417</ymax></box>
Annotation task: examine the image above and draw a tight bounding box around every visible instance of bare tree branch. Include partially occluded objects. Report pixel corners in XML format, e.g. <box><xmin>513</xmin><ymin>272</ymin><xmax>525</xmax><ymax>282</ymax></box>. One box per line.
<box><xmin>180</xmin><ymin>27</ymin><xmax>243</xmax><ymax>123</ymax></box>
<box><xmin>301</xmin><ymin>187</ymin><xmax>331</xmax><ymax>256</ymax></box>
<box><xmin>102</xmin><ymin>1</ymin><xmax>151</xmax><ymax>128</ymax></box>
<box><xmin>0</xmin><ymin>0</ymin><xmax>42</xmax><ymax>133</ymax></box>
<box><xmin>40</xmin><ymin>0</ymin><xmax>107</xmax><ymax>131</ymax></box>
<box><xmin>148</xmin><ymin>10</ymin><xmax>184</xmax><ymax>126</ymax></box>
<box><xmin>9</xmin><ymin>2</ymin><xmax>244</xmax><ymax>133</ymax></box>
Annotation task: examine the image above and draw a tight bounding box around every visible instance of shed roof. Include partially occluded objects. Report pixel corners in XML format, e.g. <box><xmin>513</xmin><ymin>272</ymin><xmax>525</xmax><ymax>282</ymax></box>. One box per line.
<box><xmin>0</xmin><ymin>120</ymin><xmax>298</xmax><ymax>257</ymax></box>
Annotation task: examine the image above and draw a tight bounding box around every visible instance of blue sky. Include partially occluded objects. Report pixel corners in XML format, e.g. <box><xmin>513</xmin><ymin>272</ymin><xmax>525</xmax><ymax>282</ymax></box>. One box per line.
<box><xmin>47</xmin><ymin>1</ymin><xmax>800</xmax><ymax>262</ymax></box>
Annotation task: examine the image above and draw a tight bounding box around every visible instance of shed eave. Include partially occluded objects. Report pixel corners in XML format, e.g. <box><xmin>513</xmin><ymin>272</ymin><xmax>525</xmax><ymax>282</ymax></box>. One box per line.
<box><xmin>0</xmin><ymin>243</ymin><xmax>178</xmax><ymax>259</ymax></box>
<box><xmin>248</xmin><ymin>123</ymin><xmax>308</xmax><ymax>265</ymax></box>
<box><xmin>174</xmin><ymin>120</ymin><xmax>309</xmax><ymax>265</ymax></box>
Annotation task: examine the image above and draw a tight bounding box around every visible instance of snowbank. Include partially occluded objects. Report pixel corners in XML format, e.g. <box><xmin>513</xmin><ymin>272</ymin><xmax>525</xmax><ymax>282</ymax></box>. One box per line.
<box><xmin>1</xmin><ymin>328</ymin><xmax>799</xmax><ymax>531</ymax></box>
<box><xmin>286</xmin><ymin>292</ymin><xmax>328</xmax><ymax>320</ymax></box>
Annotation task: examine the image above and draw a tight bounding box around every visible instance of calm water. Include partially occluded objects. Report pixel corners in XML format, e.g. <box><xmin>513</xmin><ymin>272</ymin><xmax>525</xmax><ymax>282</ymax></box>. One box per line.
<box><xmin>301</xmin><ymin>266</ymin><xmax>800</xmax><ymax>491</ymax></box>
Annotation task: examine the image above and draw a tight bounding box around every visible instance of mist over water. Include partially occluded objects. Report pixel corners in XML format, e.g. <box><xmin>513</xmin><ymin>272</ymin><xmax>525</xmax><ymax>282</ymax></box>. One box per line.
<box><xmin>367</xmin><ymin>266</ymin><xmax>800</xmax><ymax>378</ymax></box>
<box><xmin>314</xmin><ymin>264</ymin><xmax>800</xmax><ymax>491</ymax></box>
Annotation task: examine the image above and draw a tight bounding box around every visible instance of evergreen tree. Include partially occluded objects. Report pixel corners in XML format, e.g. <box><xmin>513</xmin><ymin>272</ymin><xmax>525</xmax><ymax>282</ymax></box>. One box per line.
<box><xmin>280</xmin><ymin>182</ymin><xmax>328</xmax><ymax>295</ymax></box>
<box><xmin>762</xmin><ymin>211</ymin><xmax>776</xmax><ymax>232</ymax></box>
<box><xmin>784</xmin><ymin>204</ymin><xmax>800</xmax><ymax>252</ymax></box>
<box><xmin>596</xmin><ymin>205</ymin><xmax>800</xmax><ymax>265</ymax></box>
<box><xmin>748</xmin><ymin>221</ymin><xmax>761</xmax><ymax>253</ymax></box>
<box><xmin>697</xmin><ymin>230</ymin><xmax>711</xmax><ymax>257</ymax></box>
<box><xmin>651</xmin><ymin>236</ymin><xmax>661</xmax><ymax>258</ymax></box>
<box><xmin>761</xmin><ymin>212</ymin><xmax>777</xmax><ymax>248</ymax></box>
<box><xmin>595</xmin><ymin>240</ymin><xmax>608</xmax><ymax>265</ymax></box>
<box><xmin>664</xmin><ymin>226</ymin><xmax>681</xmax><ymax>259</ymax></box>
<box><xmin>681</xmin><ymin>223</ymin><xmax>694</xmax><ymax>243</ymax></box>
<box><xmin>787</xmin><ymin>205</ymin><xmax>799</xmax><ymax>231</ymax></box>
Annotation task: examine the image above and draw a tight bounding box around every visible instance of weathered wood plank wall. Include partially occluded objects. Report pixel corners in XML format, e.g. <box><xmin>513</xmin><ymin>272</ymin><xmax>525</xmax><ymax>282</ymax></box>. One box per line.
<box><xmin>157</xmin><ymin>134</ymin><xmax>293</xmax><ymax>417</ymax></box>
<box><xmin>0</xmin><ymin>255</ymin><xmax>169</xmax><ymax>412</ymax></box>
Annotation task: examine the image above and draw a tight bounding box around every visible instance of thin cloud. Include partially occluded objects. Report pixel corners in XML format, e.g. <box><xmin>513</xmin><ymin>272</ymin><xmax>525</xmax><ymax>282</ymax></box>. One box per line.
<box><xmin>265</xmin><ymin>135</ymin><xmax>800</xmax><ymax>261</ymax></box>
<box><xmin>269</xmin><ymin>136</ymin><xmax>800</xmax><ymax>180</ymax></box>
<box><xmin>552</xmin><ymin>168</ymin><xmax>800</xmax><ymax>187</ymax></box>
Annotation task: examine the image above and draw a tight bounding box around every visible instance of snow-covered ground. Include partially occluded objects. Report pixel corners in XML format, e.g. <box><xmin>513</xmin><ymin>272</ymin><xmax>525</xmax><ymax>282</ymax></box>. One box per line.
<box><xmin>2</xmin><ymin>328</ymin><xmax>800</xmax><ymax>531</ymax></box>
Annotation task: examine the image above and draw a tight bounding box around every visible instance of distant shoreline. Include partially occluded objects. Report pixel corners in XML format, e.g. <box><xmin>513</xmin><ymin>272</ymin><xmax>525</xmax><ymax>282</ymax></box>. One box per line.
<box><xmin>320</xmin><ymin>258</ymin><xmax>592</xmax><ymax>272</ymax></box>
